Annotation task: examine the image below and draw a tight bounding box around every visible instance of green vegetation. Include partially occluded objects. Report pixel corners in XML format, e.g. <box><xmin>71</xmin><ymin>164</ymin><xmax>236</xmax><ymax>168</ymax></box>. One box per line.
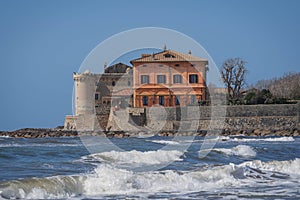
<box><xmin>221</xmin><ymin>58</ymin><xmax>299</xmax><ymax>105</ymax></box>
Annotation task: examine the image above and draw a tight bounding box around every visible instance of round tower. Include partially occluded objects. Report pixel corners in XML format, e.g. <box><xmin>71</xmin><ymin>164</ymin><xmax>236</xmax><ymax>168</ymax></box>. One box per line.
<box><xmin>73</xmin><ymin>70</ymin><xmax>99</xmax><ymax>116</ymax></box>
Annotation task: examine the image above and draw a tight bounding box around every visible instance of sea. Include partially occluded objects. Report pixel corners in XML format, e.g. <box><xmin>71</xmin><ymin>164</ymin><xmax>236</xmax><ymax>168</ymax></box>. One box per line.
<box><xmin>0</xmin><ymin>135</ymin><xmax>299</xmax><ymax>199</ymax></box>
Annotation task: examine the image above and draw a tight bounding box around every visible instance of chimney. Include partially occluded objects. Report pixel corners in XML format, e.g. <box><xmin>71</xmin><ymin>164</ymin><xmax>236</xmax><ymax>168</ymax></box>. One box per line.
<box><xmin>163</xmin><ymin>44</ymin><xmax>167</xmax><ymax>51</ymax></box>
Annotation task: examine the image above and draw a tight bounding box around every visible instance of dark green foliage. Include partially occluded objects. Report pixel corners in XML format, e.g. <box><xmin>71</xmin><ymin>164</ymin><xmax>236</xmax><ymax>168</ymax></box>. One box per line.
<box><xmin>243</xmin><ymin>88</ymin><xmax>293</xmax><ymax>105</ymax></box>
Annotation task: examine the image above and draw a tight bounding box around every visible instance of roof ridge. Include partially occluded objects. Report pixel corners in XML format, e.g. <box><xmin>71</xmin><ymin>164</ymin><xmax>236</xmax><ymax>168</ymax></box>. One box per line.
<box><xmin>130</xmin><ymin>49</ymin><xmax>207</xmax><ymax>63</ymax></box>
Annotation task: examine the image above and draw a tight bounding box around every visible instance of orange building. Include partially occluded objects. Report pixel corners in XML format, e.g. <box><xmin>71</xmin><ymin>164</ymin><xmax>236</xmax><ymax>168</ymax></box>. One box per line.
<box><xmin>131</xmin><ymin>50</ymin><xmax>208</xmax><ymax>107</ymax></box>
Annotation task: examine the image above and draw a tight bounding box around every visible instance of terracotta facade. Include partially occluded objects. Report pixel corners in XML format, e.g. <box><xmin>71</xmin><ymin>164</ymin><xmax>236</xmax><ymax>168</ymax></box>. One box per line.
<box><xmin>131</xmin><ymin>50</ymin><xmax>208</xmax><ymax>108</ymax></box>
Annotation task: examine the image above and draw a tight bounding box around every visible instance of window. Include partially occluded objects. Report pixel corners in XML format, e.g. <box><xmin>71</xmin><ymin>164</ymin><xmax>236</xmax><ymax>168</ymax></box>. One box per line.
<box><xmin>189</xmin><ymin>74</ymin><xmax>198</xmax><ymax>83</ymax></box>
<box><xmin>175</xmin><ymin>96</ymin><xmax>180</xmax><ymax>105</ymax></box>
<box><xmin>141</xmin><ymin>75</ymin><xmax>149</xmax><ymax>84</ymax></box>
<box><xmin>164</xmin><ymin>53</ymin><xmax>175</xmax><ymax>58</ymax></box>
<box><xmin>95</xmin><ymin>93</ymin><xmax>99</xmax><ymax>100</ymax></box>
<box><xmin>159</xmin><ymin>96</ymin><xmax>164</xmax><ymax>106</ymax></box>
<box><xmin>157</xmin><ymin>75</ymin><xmax>166</xmax><ymax>84</ymax></box>
<box><xmin>191</xmin><ymin>95</ymin><xmax>197</xmax><ymax>104</ymax></box>
<box><xmin>128</xmin><ymin>81</ymin><xmax>131</xmax><ymax>86</ymax></box>
<box><xmin>175</xmin><ymin>64</ymin><xmax>180</xmax><ymax>67</ymax></box>
<box><xmin>143</xmin><ymin>64</ymin><xmax>147</xmax><ymax>67</ymax></box>
<box><xmin>112</xmin><ymin>81</ymin><xmax>116</xmax><ymax>86</ymax></box>
<box><xmin>173</xmin><ymin>74</ymin><xmax>182</xmax><ymax>84</ymax></box>
<box><xmin>142</xmin><ymin>96</ymin><xmax>148</xmax><ymax>106</ymax></box>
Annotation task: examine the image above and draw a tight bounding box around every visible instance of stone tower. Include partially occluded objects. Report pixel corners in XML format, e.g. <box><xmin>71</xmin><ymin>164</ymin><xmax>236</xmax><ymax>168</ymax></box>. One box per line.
<box><xmin>73</xmin><ymin>70</ymin><xmax>99</xmax><ymax>115</ymax></box>
<box><xmin>72</xmin><ymin>70</ymin><xmax>100</xmax><ymax>130</ymax></box>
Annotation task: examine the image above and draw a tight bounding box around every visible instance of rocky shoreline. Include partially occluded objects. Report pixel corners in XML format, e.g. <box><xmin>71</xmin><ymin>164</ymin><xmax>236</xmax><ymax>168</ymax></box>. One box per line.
<box><xmin>0</xmin><ymin>127</ymin><xmax>299</xmax><ymax>138</ymax></box>
<box><xmin>0</xmin><ymin>128</ymin><xmax>78</xmax><ymax>138</ymax></box>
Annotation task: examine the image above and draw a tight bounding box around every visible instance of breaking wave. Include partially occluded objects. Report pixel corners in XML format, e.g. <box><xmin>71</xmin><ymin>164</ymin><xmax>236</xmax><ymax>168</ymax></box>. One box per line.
<box><xmin>213</xmin><ymin>145</ymin><xmax>257</xmax><ymax>157</ymax></box>
<box><xmin>0</xmin><ymin>175</ymin><xmax>84</xmax><ymax>199</ymax></box>
<box><xmin>239</xmin><ymin>158</ymin><xmax>300</xmax><ymax>175</ymax></box>
<box><xmin>81</xmin><ymin>149</ymin><xmax>183</xmax><ymax>165</ymax></box>
<box><xmin>1</xmin><ymin>158</ymin><xmax>299</xmax><ymax>199</ymax></box>
<box><xmin>148</xmin><ymin>140</ymin><xmax>180</xmax><ymax>145</ymax></box>
<box><xmin>231</xmin><ymin>136</ymin><xmax>295</xmax><ymax>142</ymax></box>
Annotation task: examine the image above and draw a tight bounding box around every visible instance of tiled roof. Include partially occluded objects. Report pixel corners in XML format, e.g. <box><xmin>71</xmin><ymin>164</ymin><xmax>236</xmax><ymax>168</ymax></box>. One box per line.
<box><xmin>130</xmin><ymin>50</ymin><xmax>208</xmax><ymax>63</ymax></box>
<box><xmin>105</xmin><ymin>62</ymin><xmax>132</xmax><ymax>73</ymax></box>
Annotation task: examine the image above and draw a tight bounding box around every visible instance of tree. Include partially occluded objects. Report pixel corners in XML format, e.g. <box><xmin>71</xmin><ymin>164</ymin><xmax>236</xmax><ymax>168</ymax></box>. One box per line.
<box><xmin>244</xmin><ymin>88</ymin><xmax>274</xmax><ymax>105</ymax></box>
<box><xmin>268</xmin><ymin>72</ymin><xmax>300</xmax><ymax>100</ymax></box>
<box><xmin>253</xmin><ymin>72</ymin><xmax>300</xmax><ymax>100</ymax></box>
<box><xmin>221</xmin><ymin>58</ymin><xmax>247</xmax><ymax>102</ymax></box>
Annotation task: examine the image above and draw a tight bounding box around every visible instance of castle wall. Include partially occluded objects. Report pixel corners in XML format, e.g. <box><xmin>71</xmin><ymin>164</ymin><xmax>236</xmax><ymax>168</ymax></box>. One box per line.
<box><xmin>122</xmin><ymin>103</ymin><xmax>300</xmax><ymax>132</ymax></box>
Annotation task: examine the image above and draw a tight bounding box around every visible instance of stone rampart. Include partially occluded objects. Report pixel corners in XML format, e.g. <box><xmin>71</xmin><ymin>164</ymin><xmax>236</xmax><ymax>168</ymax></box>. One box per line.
<box><xmin>141</xmin><ymin>103</ymin><xmax>300</xmax><ymax>132</ymax></box>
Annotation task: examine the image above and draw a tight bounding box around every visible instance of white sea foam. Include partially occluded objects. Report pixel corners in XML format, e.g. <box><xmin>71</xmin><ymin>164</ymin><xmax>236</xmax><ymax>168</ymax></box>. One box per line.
<box><xmin>137</xmin><ymin>133</ymin><xmax>155</xmax><ymax>138</ymax></box>
<box><xmin>86</xmin><ymin>150</ymin><xmax>183</xmax><ymax>165</ymax></box>
<box><xmin>0</xmin><ymin>164</ymin><xmax>238</xmax><ymax>199</ymax></box>
<box><xmin>231</xmin><ymin>136</ymin><xmax>295</xmax><ymax>142</ymax></box>
<box><xmin>2</xmin><ymin>158</ymin><xmax>300</xmax><ymax>199</ymax></box>
<box><xmin>239</xmin><ymin>158</ymin><xmax>300</xmax><ymax>175</ymax></box>
<box><xmin>216</xmin><ymin>136</ymin><xmax>231</xmax><ymax>141</ymax></box>
<box><xmin>0</xmin><ymin>176</ymin><xmax>83</xmax><ymax>199</ymax></box>
<box><xmin>83</xmin><ymin>164</ymin><xmax>238</xmax><ymax>196</ymax></box>
<box><xmin>149</xmin><ymin>140</ymin><xmax>180</xmax><ymax>145</ymax></box>
<box><xmin>85</xmin><ymin>158</ymin><xmax>300</xmax><ymax>196</ymax></box>
<box><xmin>213</xmin><ymin>145</ymin><xmax>257</xmax><ymax>157</ymax></box>
<box><xmin>172</xmin><ymin>136</ymin><xmax>230</xmax><ymax>144</ymax></box>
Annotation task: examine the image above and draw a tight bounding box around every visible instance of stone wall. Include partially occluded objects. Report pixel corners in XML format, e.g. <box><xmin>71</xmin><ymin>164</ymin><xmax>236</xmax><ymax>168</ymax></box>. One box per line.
<box><xmin>68</xmin><ymin>103</ymin><xmax>299</xmax><ymax>133</ymax></box>
<box><xmin>128</xmin><ymin>103</ymin><xmax>300</xmax><ymax>132</ymax></box>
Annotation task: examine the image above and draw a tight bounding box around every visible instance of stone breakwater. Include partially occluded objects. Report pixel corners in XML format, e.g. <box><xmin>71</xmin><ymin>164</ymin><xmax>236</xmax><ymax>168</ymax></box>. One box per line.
<box><xmin>0</xmin><ymin>128</ymin><xmax>299</xmax><ymax>138</ymax></box>
<box><xmin>0</xmin><ymin>128</ymin><xmax>78</xmax><ymax>138</ymax></box>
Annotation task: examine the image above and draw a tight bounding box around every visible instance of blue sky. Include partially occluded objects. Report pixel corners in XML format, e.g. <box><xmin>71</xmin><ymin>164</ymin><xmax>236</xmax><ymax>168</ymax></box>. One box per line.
<box><xmin>0</xmin><ymin>0</ymin><xmax>299</xmax><ymax>130</ymax></box>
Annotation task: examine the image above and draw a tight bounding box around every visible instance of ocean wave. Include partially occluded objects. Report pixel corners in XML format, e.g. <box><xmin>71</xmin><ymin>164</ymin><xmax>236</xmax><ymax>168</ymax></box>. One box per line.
<box><xmin>0</xmin><ymin>175</ymin><xmax>84</xmax><ymax>199</ymax></box>
<box><xmin>231</xmin><ymin>136</ymin><xmax>295</xmax><ymax>142</ymax></box>
<box><xmin>239</xmin><ymin>158</ymin><xmax>300</xmax><ymax>175</ymax></box>
<box><xmin>83</xmin><ymin>164</ymin><xmax>237</xmax><ymax>196</ymax></box>
<box><xmin>151</xmin><ymin>136</ymin><xmax>231</xmax><ymax>144</ymax></box>
<box><xmin>82</xmin><ymin>149</ymin><xmax>183</xmax><ymax>165</ymax></box>
<box><xmin>1</xmin><ymin>158</ymin><xmax>299</xmax><ymax>199</ymax></box>
<box><xmin>0</xmin><ymin>143</ymin><xmax>80</xmax><ymax>148</ymax></box>
<box><xmin>212</xmin><ymin>145</ymin><xmax>257</xmax><ymax>157</ymax></box>
<box><xmin>0</xmin><ymin>164</ymin><xmax>237</xmax><ymax>199</ymax></box>
<box><xmin>148</xmin><ymin>140</ymin><xmax>180</xmax><ymax>145</ymax></box>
